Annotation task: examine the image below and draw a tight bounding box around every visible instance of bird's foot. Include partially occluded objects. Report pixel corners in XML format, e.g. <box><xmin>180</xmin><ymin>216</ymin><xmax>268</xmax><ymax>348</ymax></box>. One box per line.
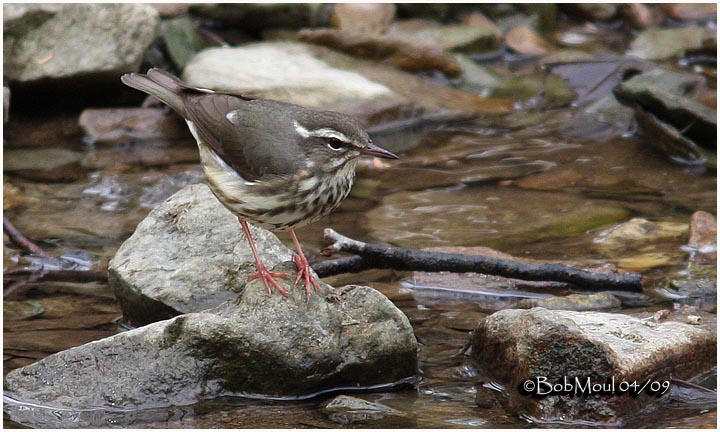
<box><xmin>249</xmin><ymin>263</ymin><xmax>290</xmax><ymax>297</ymax></box>
<box><xmin>293</xmin><ymin>253</ymin><xmax>322</xmax><ymax>297</ymax></box>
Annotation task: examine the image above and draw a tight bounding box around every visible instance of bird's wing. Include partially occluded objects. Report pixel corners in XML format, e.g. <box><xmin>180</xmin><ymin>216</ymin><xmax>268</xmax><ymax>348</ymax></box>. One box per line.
<box><xmin>183</xmin><ymin>95</ymin><xmax>304</xmax><ymax>182</ymax></box>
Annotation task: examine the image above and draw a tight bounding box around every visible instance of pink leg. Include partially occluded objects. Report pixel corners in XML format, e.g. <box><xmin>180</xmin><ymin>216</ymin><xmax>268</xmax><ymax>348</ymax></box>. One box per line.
<box><xmin>290</xmin><ymin>229</ymin><xmax>322</xmax><ymax>297</ymax></box>
<box><xmin>240</xmin><ymin>220</ymin><xmax>289</xmax><ymax>296</ymax></box>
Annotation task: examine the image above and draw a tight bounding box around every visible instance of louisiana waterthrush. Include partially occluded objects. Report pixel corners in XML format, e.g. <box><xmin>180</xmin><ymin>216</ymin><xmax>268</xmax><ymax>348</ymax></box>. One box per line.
<box><xmin>121</xmin><ymin>68</ymin><xmax>398</xmax><ymax>297</ymax></box>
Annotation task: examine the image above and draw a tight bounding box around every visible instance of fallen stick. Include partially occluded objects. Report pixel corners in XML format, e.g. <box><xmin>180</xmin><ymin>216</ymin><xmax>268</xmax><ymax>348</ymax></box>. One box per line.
<box><xmin>3</xmin><ymin>216</ymin><xmax>52</xmax><ymax>258</ymax></box>
<box><xmin>314</xmin><ymin>229</ymin><xmax>643</xmax><ymax>292</ymax></box>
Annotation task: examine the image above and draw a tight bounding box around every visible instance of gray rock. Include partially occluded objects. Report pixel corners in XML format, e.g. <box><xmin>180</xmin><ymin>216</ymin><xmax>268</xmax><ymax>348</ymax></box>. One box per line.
<box><xmin>4</xmin><ymin>277</ymin><xmax>418</xmax><ymax>427</ymax></box>
<box><xmin>323</xmin><ymin>395</ymin><xmax>411</xmax><ymax>426</ymax></box>
<box><xmin>3</xmin><ymin>3</ymin><xmax>158</xmax><ymax>84</ymax></box>
<box><xmin>457</xmin><ymin>54</ymin><xmax>574</xmax><ymax>106</ymax></box>
<box><xmin>471</xmin><ymin>308</ymin><xmax>716</xmax><ymax>423</ymax></box>
<box><xmin>108</xmin><ymin>183</ymin><xmax>293</xmax><ymax>326</ymax></box>
<box><xmin>387</xmin><ymin>20</ymin><xmax>500</xmax><ymax>53</ymax></box>
<box><xmin>183</xmin><ymin>43</ymin><xmax>400</xmax><ymax>115</ymax></box>
<box><xmin>615</xmin><ymin>68</ymin><xmax>716</xmax><ymax>152</ymax></box>
<box><xmin>628</xmin><ymin>25</ymin><xmax>714</xmax><ymax>60</ymax></box>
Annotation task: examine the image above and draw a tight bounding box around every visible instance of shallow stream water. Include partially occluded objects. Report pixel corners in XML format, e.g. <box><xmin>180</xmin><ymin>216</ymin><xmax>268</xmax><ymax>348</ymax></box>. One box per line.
<box><xmin>3</xmin><ymin>96</ymin><xmax>716</xmax><ymax>427</ymax></box>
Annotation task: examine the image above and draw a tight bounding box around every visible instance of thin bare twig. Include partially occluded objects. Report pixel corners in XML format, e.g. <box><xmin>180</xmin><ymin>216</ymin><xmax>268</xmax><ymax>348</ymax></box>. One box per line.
<box><xmin>314</xmin><ymin>229</ymin><xmax>643</xmax><ymax>292</ymax></box>
<box><xmin>3</xmin><ymin>216</ymin><xmax>52</xmax><ymax>258</ymax></box>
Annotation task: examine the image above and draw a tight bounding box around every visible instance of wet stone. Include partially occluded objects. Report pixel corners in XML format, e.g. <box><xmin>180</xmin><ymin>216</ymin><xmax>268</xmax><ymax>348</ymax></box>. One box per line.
<box><xmin>628</xmin><ymin>25</ymin><xmax>714</xmax><ymax>60</ymax></box>
<box><xmin>330</xmin><ymin>3</ymin><xmax>396</xmax><ymax>34</ymax></box>
<box><xmin>323</xmin><ymin>395</ymin><xmax>411</xmax><ymax>426</ymax></box>
<box><xmin>3</xmin><ymin>3</ymin><xmax>158</xmax><ymax>84</ymax></box>
<box><xmin>4</xmin><ymin>147</ymin><xmax>87</xmax><ymax>182</ymax></box>
<box><xmin>688</xmin><ymin>210</ymin><xmax>717</xmax><ymax>257</ymax></box>
<box><xmin>387</xmin><ymin>19</ymin><xmax>500</xmax><ymax>53</ymax></box>
<box><xmin>516</xmin><ymin>293</ymin><xmax>622</xmax><ymax>311</ymax></box>
<box><xmin>298</xmin><ymin>28</ymin><xmax>462</xmax><ymax>77</ymax></box>
<box><xmin>615</xmin><ymin>68</ymin><xmax>716</xmax><ymax>153</ymax></box>
<box><xmin>505</xmin><ymin>25</ymin><xmax>557</xmax><ymax>56</ymax></box>
<box><xmin>593</xmin><ymin>218</ymin><xmax>688</xmax><ymax>253</ymax></box>
<box><xmin>368</xmin><ymin>187</ymin><xmax>629</xmax><ymax>249</ymax></box>
<box><xmin>471</xmin><ymin>308</ymin><xmax>717</xmax><ymax>424</ymax></box>
<box><xmin>3</xmin><ymin>300</ymin><xmax>45</xmax><ymax>321</ymax></box>
<box><xmin>79</xmin><ymin>108</ymin><xmax>190</xmax><ymax>144</ymax></box>
<box><xmin>3</xmin><ymin>276</ymin><xmax>418</xmax><ymax>427</ymax></box>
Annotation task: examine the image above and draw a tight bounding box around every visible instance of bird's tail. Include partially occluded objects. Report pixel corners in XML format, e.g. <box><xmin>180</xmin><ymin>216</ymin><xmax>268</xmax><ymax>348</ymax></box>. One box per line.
<box><xmin>121</xmin><ymin>68</ymin><xmax>189</xmax><ymax>117</ymax></box>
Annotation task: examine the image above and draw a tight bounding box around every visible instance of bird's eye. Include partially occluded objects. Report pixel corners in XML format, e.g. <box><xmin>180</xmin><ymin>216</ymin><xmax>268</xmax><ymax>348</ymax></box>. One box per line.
<box><xmin>326</xmin><ymin>138</ymin><xmax>344</xmax><ymax>151</ymax></box>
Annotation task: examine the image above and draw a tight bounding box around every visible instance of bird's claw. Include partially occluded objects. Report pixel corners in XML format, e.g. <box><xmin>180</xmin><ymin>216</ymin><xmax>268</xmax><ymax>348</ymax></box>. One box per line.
<box><xmin>293</xmin><ymin>253</ymin><xmax>322</xmax><ymax>297</ymax></box>
<box><xmin>249</xmin><ymin>264</ymin><xmax>290</xmax><ymax>297</ymax></box>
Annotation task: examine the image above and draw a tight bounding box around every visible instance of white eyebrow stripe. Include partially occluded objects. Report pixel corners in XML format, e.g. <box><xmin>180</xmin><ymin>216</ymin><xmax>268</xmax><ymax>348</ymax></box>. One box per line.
<box><xmin>293</xmin><ymin>120</ymin><xmax>351</xmax><ymax>143</ymax></box>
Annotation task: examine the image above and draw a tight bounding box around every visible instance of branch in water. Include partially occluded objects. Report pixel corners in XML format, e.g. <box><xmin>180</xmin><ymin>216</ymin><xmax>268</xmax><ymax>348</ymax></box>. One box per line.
<box><xmin>313</xmin><ymin>229</ymin><xmax>643</xmax><ymax>292</ymax></box>
<box><xmin>3</xmin><ymin>216</ymin><xmax>52</xmax><ymax>258</ymax></box>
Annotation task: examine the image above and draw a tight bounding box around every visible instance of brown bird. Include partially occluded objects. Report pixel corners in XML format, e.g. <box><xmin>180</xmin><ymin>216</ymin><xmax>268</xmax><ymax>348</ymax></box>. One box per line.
<box><xmin>121</xmin><ymin>69</ymin><xmax>398</xmax><ymax>297</ymax></box>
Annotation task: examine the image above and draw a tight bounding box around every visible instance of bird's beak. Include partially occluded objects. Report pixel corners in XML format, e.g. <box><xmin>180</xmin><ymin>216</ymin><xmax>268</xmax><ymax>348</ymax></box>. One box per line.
<box><xmin>360</xmin><ymin>142</ymin><xmax>399</xmax><ymax>159</ymax></box>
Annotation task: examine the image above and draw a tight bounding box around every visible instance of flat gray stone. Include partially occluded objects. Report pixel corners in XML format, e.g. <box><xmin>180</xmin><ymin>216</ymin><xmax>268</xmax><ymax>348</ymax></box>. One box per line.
<box><xmin>183</xmin><ymin>43</ymin><xmax>397</xmax><ymax>111</ymax></box>
<box><xmin>3</xmin><ymin>4</ymin><xmax>158</xmax><ymax>84</ymax></box>
<box><xmin>4</xmin><ymin>277</ymin><xmax>418</xmax><ymax>427</ymax></box>
<box><xmin>471</xmin><ymin>308</ymin><xmax>716</xmax><ymax>424</ymax></box>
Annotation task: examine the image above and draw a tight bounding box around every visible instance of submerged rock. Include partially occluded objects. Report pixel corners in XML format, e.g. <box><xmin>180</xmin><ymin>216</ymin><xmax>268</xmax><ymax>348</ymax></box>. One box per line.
<box><xmin>3</xmin><ymin>147</ymin><xmax>87</xmax><ymax>182</ymax></box>
<box><xmin>323</xmin><ymin>394</ymin><xmax>411</xmax><ymax>426</ymax></box>
<box><xmin>367</xmin><ymin>187</ymin><xmax>629</xmax><ymax>249</ymax></box>
<box><xmin>3</xmin><ymin>3</ymin><xmax>158</xmax><ymax>84</ymax></box>
<box><xmin>4</xmin><ymin>274</ymin><xmax>418</xmax><ymax>426</ymax></box>
<box><xmin>593</xmin><ymin>217</ymin><xmax>688</xmax><ymax>253</ymax></box>
<box><xmin>516</xmin><ymin>293</ymin><xmax>621</xmax><ymax>311</ymax></box>
<box><xmin>471</xmin><ymin>308</ymin><xmax>716</xmax><ymax>424</ymax></box>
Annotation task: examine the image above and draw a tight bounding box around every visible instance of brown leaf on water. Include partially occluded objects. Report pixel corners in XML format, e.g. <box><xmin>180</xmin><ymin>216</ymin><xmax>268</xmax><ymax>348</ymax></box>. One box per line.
<box><xmin>505</xmin><ymin>25</ymin><xmax>557</xmax><ymax>56</ymax></box>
